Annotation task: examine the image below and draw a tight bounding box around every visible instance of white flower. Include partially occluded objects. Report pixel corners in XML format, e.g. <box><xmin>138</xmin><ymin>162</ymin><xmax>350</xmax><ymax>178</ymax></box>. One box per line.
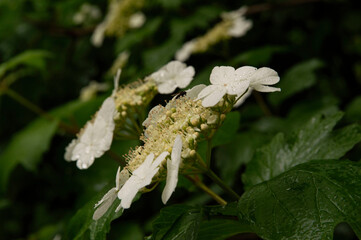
<box><xmin>175</xmin><ymin>40</ymin><xmax>196</xmax><ymax>62</ymax></box>
<box><xmin>64</xmin><ymin>97</ymin><xmax>116</xmax><ymax>169</ymax></box>
<box><xmin>162</xmin><ymin>135</ymin><xmax>182</xmax><ymax>204</ymax></box>
<box><xmin>233</xmin><ymin>67</ymin><xmax>280</xmax><ymax>107</ymax></box>
<box><xmin>118</xmin><ymin>152</ymin><xmax>169</xmax><ymax>209</ymax></box>
<box><xmin>128</xmin><ymin>12</ymin><xmax>146</xmax><ymax>29</ymax></box>
<box><xmin>93</xmin><ymin>167</ymin><xmax>129</xmax><ymax>220</ymax></box>
<box><xmin>91</xmin><ymin>22</ymin><xmax>106</xmax><ymax>47</ymax></box>
<box><xmin>151</xmin><ymin>61</ymin><xmax>195</xmax><ymax>94</ymax></box>
<box><xmin>249</xmin><ymin>67</ymin><xmax>280</xmax><ymax>92</ymax></box>
<box><xmin>197</xmin><ymin>66</ymin><xmax>255</xmax><ymax>107</ymax></box>
<box><xmin>227</xmin><ymin>17</ymin><xmax>252</xmax><ymax>37</ymax></box>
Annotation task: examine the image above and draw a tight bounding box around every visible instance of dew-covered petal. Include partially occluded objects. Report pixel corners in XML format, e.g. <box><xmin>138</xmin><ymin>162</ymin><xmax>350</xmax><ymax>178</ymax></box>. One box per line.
<box><xmin>210</xmin><ymin>66</ymin><xmax>236</xmax><ymax>85</ymax></box>
<box><xmin>198</xmin><ymin>86</ymin><xmax>227</xmax><ymax>107</ymax></box>
<box><xmin>250</xmin><ymin>67</ymin><xmax>279</xmax><ymax>85</ymax></box>
<box><xmin>226</xmin><ymin>79</ymin><xmax>250</xmax><ymax>95</ymax></box>
<box><xmin>235</xmin><ymin>66</ymin><xmax>257</xmax><ymax>80</ymax></box>
<box><xmin>253</xmin><ymin>85</ymin><xmax>281</xmax><ymax>92</ymax></box>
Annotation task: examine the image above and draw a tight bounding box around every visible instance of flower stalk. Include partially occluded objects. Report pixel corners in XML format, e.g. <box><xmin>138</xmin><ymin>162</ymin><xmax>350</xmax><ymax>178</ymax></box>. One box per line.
<box><xmin>186</xmin><ymin>175</ymin><xmax>227</xmax><ymax>206</ymax></box>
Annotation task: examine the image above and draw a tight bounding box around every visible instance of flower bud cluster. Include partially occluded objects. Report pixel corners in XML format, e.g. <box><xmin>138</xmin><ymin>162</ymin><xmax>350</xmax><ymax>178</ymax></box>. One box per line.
<box><xmin>91</xmin><ymin>0</ymin><xmax>144</xmax><ymax>46</ymax></box>
<box><xmin>125</xmin><ymin>95</ymin><xmax>227</xmax><ymax>176</ymax></box>
<box><xmin>175</xmin><ymin>7</ymin><xmax>252</xmax><ymax>62</ymax></box>
<box><xmin>113</xmin><ymin>79</ymin><xmax>157</xmax><ymax>137</ymax></box>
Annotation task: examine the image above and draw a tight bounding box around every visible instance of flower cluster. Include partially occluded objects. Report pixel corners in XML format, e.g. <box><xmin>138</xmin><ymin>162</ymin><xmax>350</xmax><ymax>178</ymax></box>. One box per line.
<box><xmin>65</xmin><ymin>61</ymin><xmax>195</xmax><ymax>169</ymax></box>
<box><xmin>73</xmin><ymin>3</ymin><xmax>101</xmax><ymax>25</ymax></box>
<box><xmin>93</xmin><ymin>90</ymin><xmax>230</xmax><ymax>219</ymax></box>
<box><xmin>91</xmin><ymin>0</ymin><xmax>144</xmax><ymax>47</ymax></box>
<box><xmin>66</xmin><ymin>61</ymin><xmax>280</xmax><ymax>220</ymax></box>
<box><xmin>175</xmin><ymin>6</ymin><xmax>252</xmax><ymax>62</ymax></box>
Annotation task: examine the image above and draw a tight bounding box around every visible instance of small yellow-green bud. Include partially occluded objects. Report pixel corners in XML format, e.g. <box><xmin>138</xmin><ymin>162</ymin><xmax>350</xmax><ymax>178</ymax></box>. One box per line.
<box><xmin>207</xmin><ymin>115</ymin><xmax>218</xmax><ymax>125</ymax></box>
<box><xmin>201</xmin><ymin>123</ymin><xmax>208</xmax><ymax>131</ymax></box>
<box><xmin>190</xmin><ymin>150</ymin><xmax>196</xmax><ymax>158</ymax></box>
<box><xmin>190</xmin><ymin>115</ymin><xmax>200</xmax><ymax>126</ymax></box>
<box><xmin>220</xmin><ymin>114</ymin><xmax>226</xmax><ymax>121</ymax></box>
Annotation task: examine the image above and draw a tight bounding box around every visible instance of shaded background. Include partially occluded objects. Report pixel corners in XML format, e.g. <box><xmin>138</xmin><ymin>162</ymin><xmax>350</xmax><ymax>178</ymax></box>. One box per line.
<box><xmin>0</xmin><ymin>0</ymin><xmax>360</xmax><ymax>239</ymax></box>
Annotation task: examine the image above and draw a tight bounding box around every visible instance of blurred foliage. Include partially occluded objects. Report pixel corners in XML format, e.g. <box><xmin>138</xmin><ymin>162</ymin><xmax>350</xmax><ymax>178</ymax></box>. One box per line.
<box><xmin>1</xmin><ymin>0</ymin><xmax>361</xmax><ymax>239</ymax></box>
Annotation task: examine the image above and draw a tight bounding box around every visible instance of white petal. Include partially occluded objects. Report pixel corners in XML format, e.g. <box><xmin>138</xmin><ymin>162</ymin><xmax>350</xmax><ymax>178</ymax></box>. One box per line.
<box><xmin>64</xmin><ymin>139</ymin><xmax>78</xmax><ymax>161</ymax></box>
<box><xmin>132</xmin><ymin>153</ymin><xmax>154</xmax><ymax>176</ymax></box>
<box><xmin>118</xmin><ymin>177</ymin><xmax>143</xmax><ymax>209</ymax></box>
<box><xmin>253</xmin><ymin>85</ymin><xmax>281</xmax><ymax>92</ymax></box>
<box><xmin>210</xmin><ymin>66</ymin><xmax>236</xmax><ymax>85</ymax></box>
<box><xmin>228</xmin><ymin>18</ymin><xmax>252</xmax><ymax>37</ymax></box>
<box><xmin>226</xmin><ymin>79</ymin><xmax>250</xmax><ymax>95</ymax></box>
<box><xmin>157</xmin><ymin>81</ymin><xmax>178</xmax><ymax>94</ymax></box>
<box><xmin>176</xmin><ymin>66</ymin><xmax>195</xmax><ymax>88</ymax></box>
<box><xmin>186</xmin><ymin>84</ymin><xmax>206</xmax><ymax>99</ymax></box>
<box><xmin>161</xmin><ymin>135</ymin><xmax>182</xmax><ymax>204</ymax></box>
<box><xmin>165</xmin><ymin>61</ymin><xmax>186</xmax><ymax>74</ymax></box>
<box><xmin>151</xmin><ymin>152</ymin><xmax>170</xmax><ymax>169</ymax></box>
<box><xmin>234</xmin><ymin>88</ymin><xmax>253</xmax><ymax>108</ymax></box>
<box><xmin>92</xmin><ymin>188</ymin><xmax>117</xmax><ymax>220</ymax></box>
<box><xmin>250</xmin><ymin>67</ymin><xmax>279</xmax><ymax>85</ymax></box>
<box><xmin>91</xmin><ymin>22</ymin><xmax>106</xmax><ymax>47</ymax></box>
<box><xmin>199</xmin><ymin>86</ymin><xmax>227</xmax><ymax>107</ymax></box>
<box><xmin>235</xmin><ymin>66</ymin><xmax>257</xmax><ymax>80</ymax></box>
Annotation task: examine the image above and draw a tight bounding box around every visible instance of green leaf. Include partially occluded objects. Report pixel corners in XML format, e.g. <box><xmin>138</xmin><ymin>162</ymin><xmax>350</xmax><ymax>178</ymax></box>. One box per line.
<box><xmin>215</xmin><ymin>131</ymin><xmax>270</xmax><ymax>185</ymax></box>
<box><xmin>197</xmin><ymin>219</ymin><xmax>251</xmax><ymax>240</ymax></box>
<box><xmin>212</xmin><ymin>111</ymin><xmax>240</xmax><ymax>147</ymax></box>
<box><xmin>238</xmin><ymin>160</ymin><xmax>361</xmax><ymax>240</ymax></box>
<box><xmin>0</xmin><ymin>50</ymin><xmax>52</xmax><ymax>79</ymax></box>
<box><xmin>152</xmin><ymin>205</ymin><xmax>201</xmax><ymax>240</ymax></box>
<box><xmin>345</xmin><ymin>96</ymin><xmax>361</xmax><ymax>123</ymax></box>
<box><xmin>0</xmin><ymin>97</ymin><xmax>104</xmax><ymax>192</ymax></box>
<box><xmin>64</xmin><ymin>193</ymin><xmax>123</xmax><ymax>240</ymax></box>
<box><xmin>243</xmin><ymin>112</ymin><xmax>361</xmax><ymax>188</ymax></box>
<box><xmin>268</xmin><ymin>59</ymin><xmax>324</xmax><ymax>106</ymax></box>
<box><xmin>0</xmin><ymin>117</ymin><xmax>58</xmax><ymax>190</ymax></box>
<box><xmin>230</xmin><ymin>46</ymin><xmax>286</xmax><ymax>67</ymax></box>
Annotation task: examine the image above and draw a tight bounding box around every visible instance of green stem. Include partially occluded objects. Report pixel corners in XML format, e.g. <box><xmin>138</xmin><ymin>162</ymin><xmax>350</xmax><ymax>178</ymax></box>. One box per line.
<box><xmin>206</xmin><ymin>138</ymin><xmax>212</xmax><ymax>167</ymax></box>
<box><xmin>197</xmin><ymin>154</ymin><xmax>240</xmax><ymax>200</ymax></box>
<box><xmin>4</xmin><ymin>87</ymin><xmax>77</xmax><ymax>134</ymax></box>
<box><xmin>205</xmin><ymin>169</ymin><xmax>240</xmax><ymax>200</ymax></box>
<box><xmin>186</xmin><ymin>175</ymin><xmax>227</xmax><ymax>206</ymax></box>
<box><xmin>253</xmin><ymin>91</ymin><xmax>272</xmax><ymax>116</ymax></box>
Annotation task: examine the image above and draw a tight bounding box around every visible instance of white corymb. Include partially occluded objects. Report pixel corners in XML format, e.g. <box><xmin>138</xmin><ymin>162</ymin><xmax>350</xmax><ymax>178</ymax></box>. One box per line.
<box><xmin>151</xmin><ymin>61</ymin><xmax>195</xmax><ymax>94</ymax></box>
<box><xmin>197</xmin><ymin>66</ymin><xmax>255</xmax><ymax>107</ymax></box>
<box><xmin>117</xmin><ymin>152</ymin><xmax>169</xmax><ymax>209</ymax></box>
<box><xmin>162</xmin><ymin>135</ymin><xmax>182</xmax><ymax>204</ymax></box>
<box><xmin>64</xmin><ymin>96</ymin><xmax>116</xmax><ymax>169</ymax></box>
<box><xmin>93</xmin><ymin>167</ymin><xmax>129</xmax><ymax>220</ymax></box>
